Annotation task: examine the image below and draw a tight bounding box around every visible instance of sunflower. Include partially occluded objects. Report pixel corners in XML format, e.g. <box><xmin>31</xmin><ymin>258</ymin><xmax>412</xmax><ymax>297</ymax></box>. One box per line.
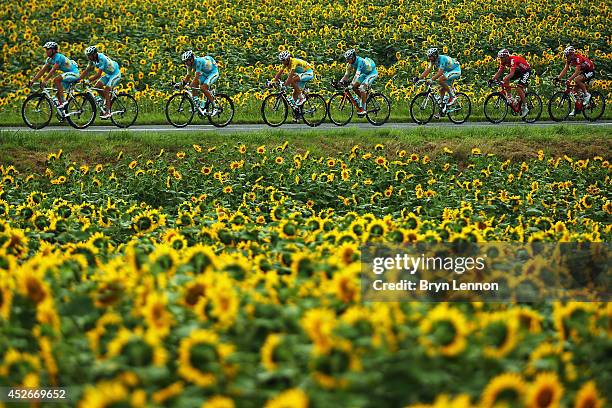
<box><xmin>261</xmin><ymin>333</ymin><xmax>283</xmax><ymax>372</ymax></box>
<box><xmin>419</xmin><ymin>303</ymin><xmax>469</xmax><ymax>357</ymax></box>
<box><xmin>142</xmin><ymin>292</ymin><xmax>174</xmax><ymax>339</ymax></box>
<box><xmin>301</xmin><ymin>308</ymin><xmax>336</xmax><ymax>354</ymax></box>
<box><xmin>178</xmin><ymin>329</ymin><xmax>234</xmax><ymax>387</ymax></box>
<box><xmin>526</xmin><ymin>372</ymin><xmax>563</xmax><ymax>408</ymax></box>
<box><xmin>480</xmin><ymin>372</ymin><xmax>527</xmax><ymax>408</ymax></box>
<box><xmin>202</xmin><ymin>395</ymin><xmax>236</xmax><ymax>408</ymax></box>
<box><xmin>264</xmin><ymin>388</ymin><xmax>308</xmax><ymax>408</ymax></box>
<box><xmin>329</xmin><ymin>265</ymin><xmax>360</xmax><ymax>303</ymax></box>
<box><xmin>574</xmin><ymin>381</ymin><xmax>605</xmax><ymax>408</ymax></box>
<box><xmin>479</xmin><ymin>311</ymin><xmax>519</xmax><ymax>359</ymax></box>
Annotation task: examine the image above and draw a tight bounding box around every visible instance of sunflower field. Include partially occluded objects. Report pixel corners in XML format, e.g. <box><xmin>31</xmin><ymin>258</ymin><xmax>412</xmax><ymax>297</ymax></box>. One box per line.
<box><xmin>0</xmin><ymin>138</ymin><xmax>610</xmax><ymax>407</ymax></box>
<box><xmin>1</xmin><ymin>0</ymin><xmax>610</xmax><ymax>111</ymax></box>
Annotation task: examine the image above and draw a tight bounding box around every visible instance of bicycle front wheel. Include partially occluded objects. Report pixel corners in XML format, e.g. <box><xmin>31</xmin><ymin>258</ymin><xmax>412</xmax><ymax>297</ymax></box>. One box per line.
<box><xmin>66</xmin><ymin>93</ymin><xmax>96</xmax><ymax>129</ymax></box>
<box><xmin>583</xmin><ymin>91</ymin><xmax>605</xmax><ymax>122</ymax></box>
<box><xmin>327</xmin><ymin>93</ymin><xmax>354</xmax><ymax>126</ymax></box>
<box><xmin>261</xmin><ymin>93</ymin><xmax>288</xmax><ymax>127</ymax></box>
<box><xmin>522</xmin><ymin>92</ymin><xmax>542</xmax><ymax>123</ymax></box>
<box><xmin>302</xmin><ymin>93</ymin><xmax>327</xmax><ymax>127</ymax></box>
<box><xmin>547</xmin><ymin>92</ymin><xmax>571</xmax><ymax>122</ymax></box>
<box><xmin>110</xmin><ymin>93</ymin><xmax>139</xmax><ymax>128</ymax></box>
<box><xmin>208</xmin><ymin>93</ymin><xmax>234</xmax><ymax>127</ymax></box>
<box><xmin>447</xmin><ymin>92</ymin><xmax>472</xmax><ymax>124</ymax></box>
<box><xmin>484</xmin><ymin>92</ymin><xmax>509</xmax><ymax>124</ymax></box>
<box><xmin>365</xmin><ymin>93</ymin><xmax>391</xmax><ymax>126</ymax></box>
<box><xmin>165</xmin><ymin>93</ymin><xmax>194</xmax><ymax>128</ymax></box>
<box><xmin>410</xmin><ymin>92</ymin><xmax>435</xmax><ymax>125</ymax></box>
<box><xmin>22</xmin><ymin>93</ymin><xmax>53</xmax><ymax>129</ymax></box>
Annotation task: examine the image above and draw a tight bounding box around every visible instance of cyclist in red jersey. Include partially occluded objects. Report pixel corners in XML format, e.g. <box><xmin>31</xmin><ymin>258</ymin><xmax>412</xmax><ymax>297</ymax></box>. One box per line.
<box><xmin>491</xmin><ymin>49</ymin><xmax>531</xmax><ymax>117</ymax></box>
<box><xmin>556</xmin><ymin>46</ymin><xmax>594</xmax><ymax>112</ymax></box>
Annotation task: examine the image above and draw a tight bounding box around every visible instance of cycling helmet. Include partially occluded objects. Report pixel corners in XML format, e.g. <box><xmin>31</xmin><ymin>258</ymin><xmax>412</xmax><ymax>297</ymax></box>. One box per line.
<box><xmin>497</xmin><ymin>48</ymin><xmax>510</xmax><ymax>58</ymax></box>
<box><xmin>563</xmin><ymin>45</ymin><xmax>575</xmax><ymax>57</ymax></box>
<box><xmin>181</xmin><ymin>50</ymin><xmax>194</xmax><ymax>62</ymax></box>
<box><xmin>426</xmin><ymin>48</ymin><xmax>438</xmax><ymax>58</ymax></box>
<box><xmin>278</xmin><ymin>51</ymin><xmax>291</xmax><ymax>62</ymax></box>
<box><xmin>43</xmin><ymin>41</ymin><xmax>58</xmax><ymax>50</ymax></box>
<box><xmin>85</xmin><ymin>46</ymin><xmax>97</xmax><ymax>56</ymax></box>
<box><xmin>344</xmin><ymin>49</ymin><xmax>356</xmax><ymax>60</ymax></box>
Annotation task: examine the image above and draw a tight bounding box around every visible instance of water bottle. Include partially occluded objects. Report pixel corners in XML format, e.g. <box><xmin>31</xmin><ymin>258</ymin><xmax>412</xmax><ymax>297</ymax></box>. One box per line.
<box><xmin>52</xmin><ymin>96</ymin><xmax>60</xmax><ymax>107</ymax></box>
<box><xmin>287</xmin><ymin>95</ymin><xmax>295</xmax><ymax>108</ymax></box>
<box><xmin>352</xmin><ymin>94</ymin><xmax>361</xmax><ymax>107</ymax></box>
<box><xmin>95</xmin><ymin>96</ymin><xmax>104</xmax><ymax>108</ymax></box>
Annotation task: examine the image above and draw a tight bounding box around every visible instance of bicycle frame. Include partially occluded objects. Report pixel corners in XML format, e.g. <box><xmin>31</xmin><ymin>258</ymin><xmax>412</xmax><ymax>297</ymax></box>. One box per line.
<box><xmin>34</xmin><ymin>84</ymin><xmax>82</xmax><ymax>119</ymax></box>
<box><xmin>414</xmin><ymin>80</ymin><xmax>461</xmax><ymax>113</ymax></box>
<box><xmin>557</xmin><ymin>81</ymin><xmax>587</xmax><ymax>110</ymax></box>
<box><xmin>331</xmin><ymin>81</ymin><xmax>369</xmax><ymax>111</ymax></box>
<box><xmin>491</xmin><ymin>81</ymin><xmax>523</xmax><ymax>113</ymax></box>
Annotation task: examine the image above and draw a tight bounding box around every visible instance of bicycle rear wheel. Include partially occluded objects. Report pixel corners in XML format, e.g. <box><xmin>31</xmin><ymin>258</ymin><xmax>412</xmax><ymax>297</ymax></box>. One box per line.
<box><xmin>22</xmin><ymin>93</ymin><xmax>53</xmax><ymax>129</ymax></box>
<box><xmin>302</xmin><ymin>93</ymin><xmax>327</xmax><ymax>127</ymax></box>
<box><xmin>547</xmin><ymin>92</ymin><xmax>571</xmax><ymax>122</ymax></box>
<box><xmin>110</xmin><ymin>93</ymin><xmax>139</xmax><ymax>128</ymax></box>
<box><xmin>261</xmin><ymin>93</ymin><xmax>288</xmax><ymax>127</ymax></box>
<box><xmin>208</xmin><ymin>93</ymin><xmax>234</xmax><ymax>127</ymax></box>
<box><xmin>327</xmin><ymin>93</ymin><xmax>354</xmax><ymax>126</ymax></box>
<box><xmin>522</xmin><ymin>92</ymin><xmax>542</xmax><ymax>123</ymax></box>
<box><xmin>66</xmin><ymin>93</ymin><xmax>96</xmax><ymax>129</ymax></box>
<box><xmin>447</xmin><ymin>92</ymin><xmax>471</xmax><ymax>124</ymax></box>
<box><xmin>484</xmin><ymin>92</ymin><xmax>508</xmax><ymax>123</ymax></box>
<box><xmin>583</xmin><ymin>91</ymin><xmax>605</xmax><ymax>122</ymax></box>
<box><xmin>410</xmin><ymin>92</ymin><xmax>435</xmax><ymax>124</ymax></box>
<box><xmin>165</xmin><ymin>93</ymin><xmax>194</xmax><ymax>128</ymax></box>
<box><xmin>365</xmin><ymin>93</ymin><xmax>391</xmax><ymax>126</ymax></box>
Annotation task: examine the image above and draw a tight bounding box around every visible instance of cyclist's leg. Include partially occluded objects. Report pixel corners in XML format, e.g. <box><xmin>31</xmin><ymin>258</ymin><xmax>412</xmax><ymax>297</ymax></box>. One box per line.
<box><xmin>286</xmin><ymin>72</ymin><xmax>301</xmax><ymax>100</ymax></box>
<box><xmin>190</xmin><ymin>76</ymin><xmax>201</xmax><ymax>98</ymax></box>
<box><xmin>201</xmin><ymin>69</ymin><xmax>219</xmax><ymax>105</ymax></box>
<box><xmin>516</xmin><ymin>71</ymin><xmax>529</xmax><ymax>102</ymax></box>
<box><xmin>360</xmin><ymin>71</ymin><xmax>378</xmax><ymax>107</ymax></box>
<box><xmin>58</xmin><ymin>72</ymin><xmax>79</xmax><ymax>105</ymax></box>
<box><xmin>296</xmin><ymin>70</ymin><xmax>313</xmax><ymax>103</ymax></box>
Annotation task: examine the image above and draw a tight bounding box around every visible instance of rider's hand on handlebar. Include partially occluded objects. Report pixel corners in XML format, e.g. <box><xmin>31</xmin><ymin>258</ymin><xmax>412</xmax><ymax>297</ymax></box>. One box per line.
<box><xmin>412</xmin><ymin>77</ymin><xmax>419</xmax><ymax>84</ymax></box>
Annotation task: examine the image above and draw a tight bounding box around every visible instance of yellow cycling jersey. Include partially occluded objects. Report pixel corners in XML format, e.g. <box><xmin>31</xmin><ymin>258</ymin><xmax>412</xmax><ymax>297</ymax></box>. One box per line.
<box><xmin>288</xmin><ymin>58</ymin><xmax>313</xmax><ymax>73</ymax></box>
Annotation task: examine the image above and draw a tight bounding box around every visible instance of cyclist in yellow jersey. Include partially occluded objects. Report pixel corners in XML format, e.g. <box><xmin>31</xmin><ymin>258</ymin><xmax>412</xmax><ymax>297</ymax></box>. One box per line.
<box><xmin>272</xmin><ymin>51</ymin><xmax>314</xmax><ymax>106</ymax></box>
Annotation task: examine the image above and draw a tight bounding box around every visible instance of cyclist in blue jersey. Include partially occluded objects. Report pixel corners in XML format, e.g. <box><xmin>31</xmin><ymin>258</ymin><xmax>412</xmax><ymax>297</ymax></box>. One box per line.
<box><xmin>78</xmin><ymin>46</ymin><xmax>122</xmax><ymax>119</ymax></box>
<box><xmin>181</xmin><ymin>50</ymin><xmax>219</xmax><ymax>116</ymax></box>
<box><xmin>29</xmin><ymin>41</ymin><xmax>80</xmax><ymax>110</ymax></box>
<box><xmin>340</xmin><ymin>49</ymin><xmax>378</xmax><ymax>116</ymax></box>
<box><xmin>414</xmin><ymin>48</ymin><xmax>461</xmax><ymax>110</ymax></box>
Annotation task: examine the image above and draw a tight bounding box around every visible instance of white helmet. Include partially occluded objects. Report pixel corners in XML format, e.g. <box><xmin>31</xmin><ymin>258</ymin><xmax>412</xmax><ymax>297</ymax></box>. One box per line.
<box><xmin>563</xmin><ymin>45</ymin><xmax>575</xmax><ymax>58</ymax></box>
<box><xmin>85</xmin><ymin>46</ymin><xmax>97</xmax><ymax>56</ymax></box>
<box><xmin>181</xmin><ymin>50</ymin><xmax>194</xmax><ymax>62</ymax></box>
<box><xmin>497</xmin><ymin>48</ymin><xmax>510</xmax><ymax>58</ymax></box>
<box><xmin>278</xmin><ymin>51</ymin><xmax>291</xmax><ymax>62</ymax></box>
<box><xmin>43</xmin><ymin>41</ymin><xmax>58</xmax><ymax>50</ymax></box>
<box><xmin>344</xmin><ymin>49</ymin><xmax>356</xmax><ymax>60</ymax></box>
<box><xmin>426</xmin><ymin>48</ymin><xmax>438</xmax><ymax>58</ymax></box>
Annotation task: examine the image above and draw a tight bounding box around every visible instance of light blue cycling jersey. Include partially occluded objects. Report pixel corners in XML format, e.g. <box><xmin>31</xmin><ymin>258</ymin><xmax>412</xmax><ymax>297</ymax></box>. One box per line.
<box><xmin>433</xmin><ymin>55</ymin><xmax>460</xmax><ymax>73</ymax></box>
<box><xmin>190</xmin><ymin>56</ymin><xmax>217</xmax><ymax>75</ymax></box>
<box><xmin>349</xmin><ymin>56</ymin><xmax>376</xmax><ymax>75</ymax></box>
<box><xmin>88</xmin><ymin>53</ymin><xmax>120</xmax><ymax>75</ymax></box>
<box><xmin>45</xmin><ymin>53</ymin><xmax>79</xmax><ymax>73</ymax></box>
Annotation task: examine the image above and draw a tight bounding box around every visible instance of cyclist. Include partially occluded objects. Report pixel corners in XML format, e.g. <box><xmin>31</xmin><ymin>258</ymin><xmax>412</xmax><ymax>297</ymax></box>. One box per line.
<box><xmin>413</xmin><ymin>48</ymin><xmax>461</xmax><ymax>112</ymax></box>
<box><xmin>340</xmin><ymin>49</ymin><xmax>378</xmax><ymax>116</ymax></box>
<box><xmin>272</xmin><ymin>51</ymin><xmax>314</xmax><ymax>106</ymax></box>
<box><xmin>28</xmin><ymin>41</ymin><xmax>80</xmax><ymax>111</ymax></box>
<box><xmin>556</xmin><ymin>46</ymin><xmax>594</xmax><ymax>113</ymax></box>
<box><xmin>491</xmin><ymin>49</ymin><xmax>531</xmax><ymax>117</ymax></box>
<box><xmin>77</xmin><ymin>46</ymin><xmax>121</xmax><ymax>119</ymax></box>
<box><xmin>181</xmin><ymin>50</ymin><xmax>219</xmax><ymax>116</ymax></box>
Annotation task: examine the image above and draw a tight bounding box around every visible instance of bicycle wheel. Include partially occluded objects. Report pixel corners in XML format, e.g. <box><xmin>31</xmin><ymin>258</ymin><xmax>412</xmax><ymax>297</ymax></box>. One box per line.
<box><xmin>410</xmin><ymin>92</ymin><xmax>435</xmax><ymax>125</ymax></box>
<box><xmin>261</xmin><ymin>93</ymin><xmax>288</xmax><ymax>127</ymax></box>
<box><xmin>583</xmin><ymin>91</ymin><xmax>605</xmax><ymax>122</ymax></box>
<box><xmin>447</xmin><ymin>92</ymin><xmax>472</xmax><ymax>124</ymax></box>
<box><xmin>22</xmin><ymin>93</ymin><xmax>53</xmax><ymax>129</ymax></box>
<box><xmin>547</xmin><ymin>92</ymin><xmax>571</xmax><ymax>122</ymax></box>
<box><xmin>165</xmin><ymin>93</ymin><xmax>194</xmax><ymax>128</ymax></box>
<box><xmin>301</xmin><ymin>93</ymin><xmax>327</xmax><ymax>127</ymax></box>
<box><xmin>327</xmin><ymin>92</ymin><xmax>354</xmax><ymax>126</ymax></box>
<box><xmin>66</xmin><ymin>93</ymin><xmax>96</xmax><ymax>129</ymax></box>
<box><xmin>484</xmin><ymin>92</ymin><xmax>508</xmax><ymax>124</ymax></box>
<box><xmin>208</xmin><ymin>93</ymin><xmax>234</xmax><ymax>127</ymax></box>
<box><xmin>366</xmin><ymin>93</ymin><xmax>391</xmax><ymax>126</ymax></box>
<box><xmin>522</xmin><ymin>92</ymin><xmax>542</xmax><ymax>123</ymax></box>
<box><xmin>110</xmin><ymin>93</ymin><xmax>138</xmax><ymax>128</ymax></box>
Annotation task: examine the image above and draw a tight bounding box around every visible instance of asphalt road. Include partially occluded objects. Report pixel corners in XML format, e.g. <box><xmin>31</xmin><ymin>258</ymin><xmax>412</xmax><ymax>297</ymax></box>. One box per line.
<box><xmin>1</xmin><ymin>121</ymin><xmax>611</xmax><ymax>133</ymax></box>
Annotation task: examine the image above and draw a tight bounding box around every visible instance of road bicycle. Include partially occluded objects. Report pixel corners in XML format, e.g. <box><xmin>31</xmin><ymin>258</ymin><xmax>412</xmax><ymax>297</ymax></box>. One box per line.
<box><xmin>21</xmin><ymin>82</ymin><xmax>95</xmax><ymax>129</ymax></box>
<box><xmin>548</xmin><ymin>79</ymin><xmax>605</xmax><ymax>122</ymax></box>
<box><xmin>484</xmin><ymin>79</ymin><xmax>542</xmax><ymax>123</ymax></box>
<box><xmin>71</xmin><ymin>81</ymin><xmax>139</xmax><ymax>128</ymax></box>
<box><xmin>261</xmin><ymin>80</ymin><xmax>327</xmax><ymax>127</ymax></box>
<box><xmin>327</xmin><ymin>80</ymin><xmax>391</xmax><ymax>126</ymax></box>
<box><xmin>165</xmin><ymin>83</ymin><xmax>234</xmax><ymax>128</ymax></box>
<box><xmin>409</xmin><ymin>79</ymin><xmax>472</xmax><ymax>124</ymax></box>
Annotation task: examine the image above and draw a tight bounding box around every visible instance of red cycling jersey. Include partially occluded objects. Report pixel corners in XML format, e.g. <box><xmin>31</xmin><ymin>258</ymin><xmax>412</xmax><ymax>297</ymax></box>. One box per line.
<box><xmin>500</xmin><ymin>55</ymin><xmax>530</xmax><ymax>72</ymax></box>
<box><xmin>570</xmin><ymin>54</ymin><xmax>594</xmax><ymax>72</ymax></box>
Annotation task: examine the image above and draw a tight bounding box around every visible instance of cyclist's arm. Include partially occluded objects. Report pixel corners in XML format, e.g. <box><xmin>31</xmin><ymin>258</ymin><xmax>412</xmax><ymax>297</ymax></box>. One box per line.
<box><xmin>283</xmin><ymin>69</ymin><xmax>296</xmax><ymax>86</ymax></box>
<box><xmin>273</xmin><ymin>66</ymin><xmax>286</xmax><ymax>82</ymax></box>
<box><xmin>567</xmin><ymin>65</ymin><xmax>581</xmax><ymax>82</ymax></box>
<box><xmin>431</xmin><ymin>67</ymin><xmax>444</xmax><ymax>81</ymax></box>
<box><xmin>43</xmin><ymin>63</ymin><xmax>60</xmax><ymax>82</ymax></box>
<box><xmin>557</xmin><ymin>61</ymin><xmax>570</xmax><ymax>80</ymax></box>
<box><xmin>502</xmin><ymin>66</ymin><xmax>515</xmax><ymax>83</ymax></box>
<box><xmin>418</xmin><ymin>65</ymin><xmax>431</xmax><ymax>80</ymax></box>
<box><xmin>89</xmin><ymin>68</ymin><xmax>103</xmax><ymax>83</ymax></box>
<box><xmin>492</xmin><ymin>66</ymin><xmax>504</xmax><ymax>81</ymax></box>
<box><xmin>31</xmin><ymin>65</ymin><xmax>50</xmax><ymax>84</ymax></box>
<box><xmin>77</xmin><ymin>65</ymin><xmax>92</xmax><ymax>82</ymax></box>
<box><xmin>340</xmin><ymin>64</ymin><xmax>354</xmax><ymax>83</ymax></box>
